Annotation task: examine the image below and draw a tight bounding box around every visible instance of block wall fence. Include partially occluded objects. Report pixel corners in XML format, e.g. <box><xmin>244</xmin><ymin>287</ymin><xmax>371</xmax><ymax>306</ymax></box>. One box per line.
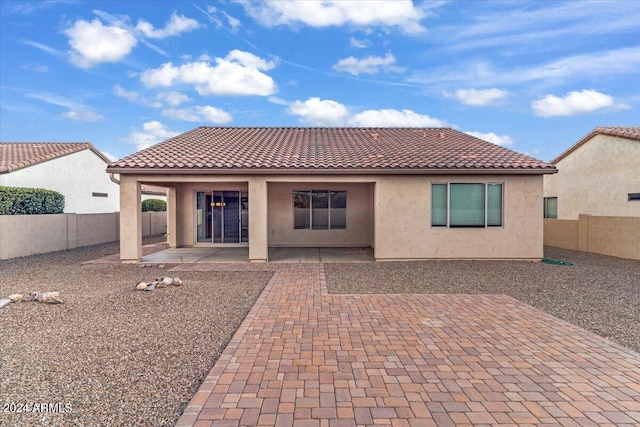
<box><xmin>0</xmin><ymin>212</ymin><xmax>166</xmax><ymax>260</ymax></box>
<box><xmin>544</xmin><ymin>215</ymin><xmax>640</xmax><ymax>261</ymax></box>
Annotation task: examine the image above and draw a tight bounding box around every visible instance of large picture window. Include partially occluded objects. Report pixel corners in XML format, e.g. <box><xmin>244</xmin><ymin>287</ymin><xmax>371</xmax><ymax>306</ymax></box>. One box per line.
<box><xmin>431</xmin><ymin>183</ymin><xmax>503</xmax><ymax>228</ymax></box>
<box><xmin>294</xmin><ymin>190</ymin><xmax>346</xmax><ymax>230</ymax></box>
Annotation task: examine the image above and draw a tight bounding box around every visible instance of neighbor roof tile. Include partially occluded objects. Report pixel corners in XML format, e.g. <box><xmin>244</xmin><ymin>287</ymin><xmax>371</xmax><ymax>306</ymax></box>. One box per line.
<box><xmin>107</xmin><ymin>127</ymin><xmax>556</xmax><ymax>173</ymax></box>
<box><xmin>0</xmin><ymin>142</ymin><xmax>109</xmax><ymax>174</ymax></box>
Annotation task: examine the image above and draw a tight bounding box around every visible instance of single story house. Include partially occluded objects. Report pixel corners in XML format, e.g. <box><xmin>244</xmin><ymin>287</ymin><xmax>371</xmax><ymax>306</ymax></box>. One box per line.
<box><xmin>0</xmin><ymin>142</ymin><xmax>120</xmax><ymax>213</ymax></box>
<box><xmin>543</xmin><ymin>126</ymin><xmax>640</xmax><ymax>219</ymax></box>
<box><xmin>107</xmin><ymin>127</ymin><xmax>557</xmax><ymax>262</ymax></box>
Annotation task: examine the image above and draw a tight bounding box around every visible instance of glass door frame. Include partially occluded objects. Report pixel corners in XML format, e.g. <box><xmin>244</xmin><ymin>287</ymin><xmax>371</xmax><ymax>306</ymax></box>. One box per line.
<box><xmin>194</xmin><ymin>190</ymin><xmax>249</xmax><ymax>246</ymax></box>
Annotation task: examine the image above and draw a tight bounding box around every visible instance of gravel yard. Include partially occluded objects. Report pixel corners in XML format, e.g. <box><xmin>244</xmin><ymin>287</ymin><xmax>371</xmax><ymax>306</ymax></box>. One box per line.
<box><xmin>0</xmin><ymin>238</ymin><xmax>271</xmax><ymax>427</ymax></box>
<box><xmin>326</xmin><ymin>246</ymin><xmax>640</xmax><ymax>353</ymax></box>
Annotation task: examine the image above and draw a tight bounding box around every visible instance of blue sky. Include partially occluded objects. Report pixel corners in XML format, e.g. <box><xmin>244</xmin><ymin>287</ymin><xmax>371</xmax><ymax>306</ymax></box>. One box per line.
<box><xmin>1</xmin><ymin>0</ymin><xmax>638</xmax><ymax>162</ymax></box>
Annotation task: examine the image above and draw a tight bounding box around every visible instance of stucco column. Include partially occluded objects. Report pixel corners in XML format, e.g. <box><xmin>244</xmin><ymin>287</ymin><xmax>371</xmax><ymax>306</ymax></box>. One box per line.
<box><xmin>166</xmin><ymin>187</ymin><xmax>177</xmax><ymax>248</ymax></box>
<box><xmin>248</xmin><ymin>177</ymin><xmax>268</xmax><ymax>262</ymax></box>
<box><xmin>119</xmin><ymin>175</ymin><xmax>142</xmax><ymax>262</ymax></box>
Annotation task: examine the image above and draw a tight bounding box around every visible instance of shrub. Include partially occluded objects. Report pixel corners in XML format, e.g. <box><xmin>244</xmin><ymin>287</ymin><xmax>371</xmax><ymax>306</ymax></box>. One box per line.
<box><xmin>142</xmin><ymin>199</ymin><xmax>166</xmax><ymax>212</ymax></box>
<box><xmin>0</xmin><ymin>186</ymin><xmax>65</xmax><ymax>215</ymax></box>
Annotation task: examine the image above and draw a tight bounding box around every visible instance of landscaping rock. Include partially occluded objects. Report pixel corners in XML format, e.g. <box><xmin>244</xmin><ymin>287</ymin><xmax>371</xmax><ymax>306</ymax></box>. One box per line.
<box><xmin>0</xmin><ymin>299</ymin><xmax>11</xmax><ymax>308</ymax></box>
<box><xmin>27</xmin><ymin>292</ymin><xmax>42</xmax><ymax>302</ymax></box>
<box><xmin>161</xmin><ymin>277</ymin><xmax>173</xmax><ymax>286</ymax></box>
<box><xmin>144</xmin><ymin>284</ymin><xmax>156</xmax><ymax>291</ymax></box>
<box><xmin>8</xmin><ymin>294</ymin><xmax>24</xmax><ymax>303</ymax></box>
<box><xmin>173</xmin><ymin>278</ymin><xmax>183</xmax><ymax>287</ymax></box>
<box><xmin>42</xmin><ymin>292</ymin><xmax>63</xmax><ymax>304</ymax></box>
<box><xmin>136</xmin><ymin>282</ymin><xmax>148</xmax><ymax>291</ymax></box>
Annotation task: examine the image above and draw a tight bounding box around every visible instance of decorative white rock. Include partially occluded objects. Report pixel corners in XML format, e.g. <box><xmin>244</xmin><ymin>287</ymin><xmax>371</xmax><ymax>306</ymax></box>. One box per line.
<box><xmin>42</xmin><ymin>292</ymin><xmax>63</xmax><ymax>304</ymax></box>
<box><xmin>28</xmin><ymin>292</ymin><xmax>42</xmax><ymax>302</ymax></box>
<box><xmin>8</xmin><ymin>294</ymin><xmax>24</xmax><ymax>303</ymax></box>
<box><xmin>0</xmin><ymin>299</ymin><xmax>11</xmax><ymax>308</ymax></box>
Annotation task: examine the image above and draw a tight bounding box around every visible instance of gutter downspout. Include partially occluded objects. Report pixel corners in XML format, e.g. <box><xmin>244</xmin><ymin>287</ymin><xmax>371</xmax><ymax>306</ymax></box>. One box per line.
<box><xmin>109</xmin><ymin>173</ymin><xmax>120</xmax><ymax>185</ymax></box>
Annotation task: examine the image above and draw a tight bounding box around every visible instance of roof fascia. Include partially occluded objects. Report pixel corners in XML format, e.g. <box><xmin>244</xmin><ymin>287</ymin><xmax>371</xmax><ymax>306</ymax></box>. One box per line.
<box><xmin>107</xmin><ymin>167</ymin><xmax>557</xmax><ymax>176</ymax></box>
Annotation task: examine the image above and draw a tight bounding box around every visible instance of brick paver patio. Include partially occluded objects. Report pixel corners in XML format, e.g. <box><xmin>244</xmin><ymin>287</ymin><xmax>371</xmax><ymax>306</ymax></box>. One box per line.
<box><xmin>174</xmin><ymin>263</ymin><xmax>640</xmax><ymax>427</ymax></box>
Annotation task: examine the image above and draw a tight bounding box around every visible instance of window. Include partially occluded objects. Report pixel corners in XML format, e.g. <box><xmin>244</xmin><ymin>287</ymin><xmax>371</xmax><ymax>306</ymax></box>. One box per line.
<box><xmin>431</xmin><ymin>183</ymin><xmax>503</xmax><ymax>228</ymax></box>
<box><xmin>294</xmin><ymin>190</ymin><xmax>346</xmax><ymax>230</ymax></box>
<box><xmin>543</xmin><ymin>197</ymin><xmax>558</xmax><ymax>218</ymax></box>
<box><xmin>628</xmin><ymin>193</ymin><xmax>640</xmax><ymax>201</ymax></box>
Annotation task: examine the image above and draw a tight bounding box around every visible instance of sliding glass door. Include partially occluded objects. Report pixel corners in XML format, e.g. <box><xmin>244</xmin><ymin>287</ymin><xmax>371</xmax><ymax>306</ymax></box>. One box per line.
<box><xmin>196</xmin><ymin>191</ymin><xmax>248</xmax><ymax>243</ymax></box>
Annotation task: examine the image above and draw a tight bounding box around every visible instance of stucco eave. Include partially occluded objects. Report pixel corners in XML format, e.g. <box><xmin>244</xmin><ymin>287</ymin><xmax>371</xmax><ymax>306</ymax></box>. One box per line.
<box><xmin>106</xmin><ymin>167</ymin><xmax>557</xmax><ymax>176</ymax></box>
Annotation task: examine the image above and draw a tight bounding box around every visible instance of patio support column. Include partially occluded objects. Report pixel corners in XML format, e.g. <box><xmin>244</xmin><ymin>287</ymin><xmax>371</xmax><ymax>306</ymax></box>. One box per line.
<box><xmin>119</xmin><ymin>175</ymin><xmax>142</xmax><ymax>262</ymax></box>
<box><xmin>166</xmin><ymin>187</ymin><xmax>177</xmax><ymax>248</ymax></box>
<box><xmin>248</xmin><ymin>177</ymin><xmax>268</xmax><ymax>262</ymax></box>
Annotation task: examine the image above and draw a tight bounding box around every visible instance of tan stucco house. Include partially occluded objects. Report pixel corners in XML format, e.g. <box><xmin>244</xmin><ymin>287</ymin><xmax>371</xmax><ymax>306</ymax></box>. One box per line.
<box><xmin>543</xmin><ymin>126</ymin><xmax>640</xmax><ymax>220</ymax></box>
<box><xmin>107</xmin><ymin>127</ymin><xmax>556</xmax><ymax>262</ymax></box>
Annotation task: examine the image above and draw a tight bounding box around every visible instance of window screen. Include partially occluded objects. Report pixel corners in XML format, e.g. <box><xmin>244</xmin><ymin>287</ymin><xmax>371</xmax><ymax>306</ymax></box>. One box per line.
<box><xmin>450</xmin><ymin>183</ymin><xmax>485</xmax><ymax>227</ymax></box>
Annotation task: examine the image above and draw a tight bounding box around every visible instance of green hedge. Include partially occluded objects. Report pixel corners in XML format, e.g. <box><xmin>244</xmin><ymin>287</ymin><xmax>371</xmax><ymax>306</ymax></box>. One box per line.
<box><xmin>0</xmin><ymin>186</ymin><xmax>65</xmax><ymax>215</ymax></box>
<box><xmin>142</xmin><ymin>199</ymin><xmax>166</xmax><ymax>212</ymax></box>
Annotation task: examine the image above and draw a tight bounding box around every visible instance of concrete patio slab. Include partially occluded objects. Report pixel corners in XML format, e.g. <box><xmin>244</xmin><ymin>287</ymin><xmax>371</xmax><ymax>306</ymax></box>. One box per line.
<box><xmin>268</xmin><ymin>247</ymin><xmax>320</xmax><ymax>263</ymax></box>
<box><xmin>319</xmin><ymin>247</ymin><xmax>374</xmax><ymax>262</ymax></box>
<box><xmin>200</xmin><ymin>248</ymin><xmax>250</xmax><ymax>263</ymax></box>
<box><xmin>174</xmin><ymin>262</ymin><xmax>640</xmax><ymax>427</ymax></box>
<box><xmin>142</xmin><ymin>252</ymin><xmax>211</xmax><ymax>263</ymax></box>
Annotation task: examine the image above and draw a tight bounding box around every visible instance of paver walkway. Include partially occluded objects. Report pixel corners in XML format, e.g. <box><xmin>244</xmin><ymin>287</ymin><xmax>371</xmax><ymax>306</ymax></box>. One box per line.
<box><xmin>174</xmin><ymin>263</ymin><xmax>640</xmax><ymax>427</ymax></box>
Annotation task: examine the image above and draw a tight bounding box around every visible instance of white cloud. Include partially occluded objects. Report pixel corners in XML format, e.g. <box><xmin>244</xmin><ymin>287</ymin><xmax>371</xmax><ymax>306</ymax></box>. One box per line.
<box><xmin>333</xmin><ymin>53</ymin><xmax>404</xmax><ymax>76</ymax></box>
<box><xmin>239</xmin><ymin>0</ymin><xmax>428</xmax><ymax>34</ymax></box>
<box><xmin>531</xmin><ymin>89</ymin><xmax>614</xmax><ymax>117</ymax></box>
<box><xmin>464</xmin><ymin>131</ymin><xmax>514</xmax><ymax>146</ymax></box>
<box><xmin>225</xmin><ymin>49</ymin><xmax>276</xmax><ymax>70</ymax></box>
<box><xmin>445</xmin><ymin>88</ymin><xmax>509</xmax><ymax>106</ymax></box>
<box><xmin>125</xmin><ymin>121</ymin><xmax>180</xmax><ymax>151</ymax></box>
<box><xmin>140</xmin><ymin>50</ymin><xmax>277</xmax><ymax>96</ymax></box>
<box><xmin>411</xmin><ymin>47</ymin><xmax>640</xmax><ymax>88</ymax></box>
<box><xmin>64</xmin><ymin>18</ymin><xmax>137</xmax><ymax>68</ymax></box>
<box><xmin>222</xmin><ymin>11</ymin><xmax>241</xmax><ymax>32</ymax></box>
<box><xmin>113</xmin><ymin>85</ymin><xmax>162</xmax><ymax>108</ymax></box>
<box><xmin>61</xmin><ymin>110</ymin><xmax>104</xmax><ymax>122</ymax></box>
<box><xmin>349</xmin><ymin>37</ymin><xmax>371</xmax><ymax>48</ymax></box>
<box><xmin>26</xmin><ymin>92</ymin><xmax>104</xmax><ymax>122</ymax></box>
<box><xmin>348</xmin><ymin>109</ymin><xmax>447</xmax><ymax>127</ymax></box>
<box><xmin>135</xmin><ymin>13</ymin><xmax>201</xmax><ymax>39</ymax></box>
<box><xmin>102</xmin><ymin>151</ymin><xmax>117</xmax><ymax>161</ymax></box>
<box><xmin>22</xmin><ymin>63</ymin><xmax>49</xmax><ymax>73</ymax></box>
<box><xmin>162</xmin><ymin>105</ymin><xmax>232</xmax><ymax>123</ymax></box>
<box><xmin>157</xmin><ymin>91</ymin><xmax>191</xmax><ymax>106</ymax></box>
<box><xmin>268</xmin><ymin>96</ymin><xmax>289</xmax><ymax>106</ymax></box>
<box><xmin>20</xmin><ymin>39</ymin><xmax>63</xmax><ymax>56</ymax></box>
<box><xmin>287</xmin><ymin>97</ymin><xmax>349</xmax><ymax>126</ymax></box>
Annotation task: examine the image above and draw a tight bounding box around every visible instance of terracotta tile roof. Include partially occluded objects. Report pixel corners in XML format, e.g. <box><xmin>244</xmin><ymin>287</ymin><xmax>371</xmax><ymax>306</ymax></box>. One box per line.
<box><xmin>141</xmin><ymin>184</ymin><xmax>167</xmax><ymax>195</ymax></box>
<box><xmin>0</xmin><ymin>142</ymin><xmax>110</xmax><ymax>174</ymax></box>
<box><xmin>107</xmin><ymin>127</ymin><xmax>556</xmax><ymax>174</ymax></box>
<box><xmin>593</xmin><ymin>126</ymin><xmax>640</xmax><ymax>140</ymax></box>
<box><xmin>551</xmin><ymin>126</ymin><xmax>640</xmax><ymax>164</ymax></box>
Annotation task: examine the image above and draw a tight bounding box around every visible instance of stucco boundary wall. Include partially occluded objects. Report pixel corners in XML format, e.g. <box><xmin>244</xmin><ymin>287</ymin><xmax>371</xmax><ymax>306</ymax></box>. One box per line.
<box><xmin>544</xmin><ymin>215</ymin><xmax>640</xmax><ymax>260</ymax></box>
<box><xmin>0</xmin><ymin>212</ymin><xmax>166</xmax><ymax>260</ymax></box>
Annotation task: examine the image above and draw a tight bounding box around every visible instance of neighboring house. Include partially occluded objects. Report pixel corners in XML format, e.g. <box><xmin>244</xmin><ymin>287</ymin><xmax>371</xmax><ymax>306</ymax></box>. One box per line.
<box><xmin>107</xmin><ymin>127</ymin><xmax>557</xmax><ymax>262</ymax></box>
<box><xmin>0</xmin><ymin>142</ymin><xmax>120</xmax><ymax>214</ymax></box>
<box><xmin>141</xmin><ymin>185</ymin><xmax>167</xmax><ymax>202</ymax></box>
<box><xmin>543</xmin><ymin>127</ymin><xmax>640</xmax><ymax>220</ymax></box>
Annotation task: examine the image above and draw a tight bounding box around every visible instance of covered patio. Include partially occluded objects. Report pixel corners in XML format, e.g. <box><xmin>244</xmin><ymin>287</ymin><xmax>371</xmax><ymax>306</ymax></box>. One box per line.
<box><xmin>140</xmin><ymin>246</ymin><xmax>374</xmax><ymax>263</ymax></box>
